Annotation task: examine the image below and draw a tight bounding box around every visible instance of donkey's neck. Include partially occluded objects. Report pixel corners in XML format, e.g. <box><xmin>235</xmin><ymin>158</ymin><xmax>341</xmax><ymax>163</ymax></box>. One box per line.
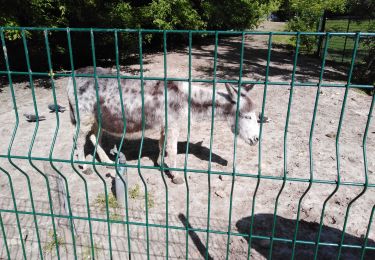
<box><xmin>179</xmin><ymin>82</ymin><xmax>233</xmax><ymax>121</ymax></box>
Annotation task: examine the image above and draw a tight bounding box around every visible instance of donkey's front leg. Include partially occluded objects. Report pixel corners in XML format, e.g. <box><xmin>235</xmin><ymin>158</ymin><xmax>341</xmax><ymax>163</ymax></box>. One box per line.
<box><xmin>159</xmin><ymin>126</ymin><xmax>183</xmax><ymax>184</ymax></box>
<box><xmin>75</xmin><ymin>114</ymin><xmax>94</xmax><ymax>175</ymax></box>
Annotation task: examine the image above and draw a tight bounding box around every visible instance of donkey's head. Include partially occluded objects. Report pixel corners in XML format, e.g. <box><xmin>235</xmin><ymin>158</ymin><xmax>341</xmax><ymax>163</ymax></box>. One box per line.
<box><xmin>225</xmin><ymin>83</ymin><xmax>259</xmax><ymax>146</ymax></box>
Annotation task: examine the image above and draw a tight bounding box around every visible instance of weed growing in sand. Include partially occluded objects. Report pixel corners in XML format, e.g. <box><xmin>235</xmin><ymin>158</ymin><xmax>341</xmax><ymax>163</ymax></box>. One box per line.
<box><xmin>82</xmin><ymin>243</ymin><xmax>102</xmax><ymax>259</ymax></box>
<box><xmin>94</xmin><ymin>193</ymin><xmax>119</xmax><ymax>211</ymax></box>
<box><xmin>129</xmin><ymin>184</ymin><xmax>141</xmax><ymax>199</ymax></box>
<box><xmin>43</xmin><ymin>230</ymin><xmax>65</xmax><ymax>255</ymax></box>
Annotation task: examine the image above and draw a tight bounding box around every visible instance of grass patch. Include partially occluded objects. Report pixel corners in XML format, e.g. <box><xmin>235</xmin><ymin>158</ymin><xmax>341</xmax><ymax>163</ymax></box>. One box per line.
<box><xmin>129</xmin><ymin>184</ymin><xmax>156</xmax><ymax>208</ymax></box>
<box><xmin>94</xmin><ymin>193</ymin><xmax>119</xmax><ymax>211</ymax></box>
<box><xmin>82</xmin><ymin>244</ymin><xmax>103</xmax><ymax>259</ymax></box>
<box><xmin>43</xmin><ymin>230</ymin><xmax>65</xmax><ymax>255</ymax></box>
<box><xmin>146</xmin><ymin>193</ymin><xmax>155</xmax><ymax>209</ymax></box>
<box><xmin>129</xmin><ymin>184</ymin><xmax>141</xmax><ymax>199</ymax></box>
<box><xmin>110</xmin><ymin>212</ymin><xmax>122</xmax><ymax>221</ymax></box>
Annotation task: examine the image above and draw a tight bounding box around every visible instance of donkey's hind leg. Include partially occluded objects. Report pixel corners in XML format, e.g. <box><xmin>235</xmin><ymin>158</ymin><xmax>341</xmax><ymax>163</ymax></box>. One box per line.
<box><xmin>89</xmin><ymin>133</ymin><xmax>115</xmax><ymax>166</ymax></box>
<box><xmin>159</xmin><ymin>125</ymin><xmax>183</xmax><ymax>184</ymax></box>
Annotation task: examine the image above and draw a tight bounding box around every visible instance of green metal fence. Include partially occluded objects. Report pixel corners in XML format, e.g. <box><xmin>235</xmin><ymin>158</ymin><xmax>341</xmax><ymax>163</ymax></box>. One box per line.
<box><xmin>0</xmin><ymin>27</ymin><xmax>375</xmax><ymax>259</ymax></box>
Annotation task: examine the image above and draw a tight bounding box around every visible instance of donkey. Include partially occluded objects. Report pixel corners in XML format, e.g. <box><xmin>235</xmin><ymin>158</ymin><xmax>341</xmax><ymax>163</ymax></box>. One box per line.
<box><xmin>67</xmin><ymin>67</ymin><xmax>259</xmax><ymax>184</ymax></box>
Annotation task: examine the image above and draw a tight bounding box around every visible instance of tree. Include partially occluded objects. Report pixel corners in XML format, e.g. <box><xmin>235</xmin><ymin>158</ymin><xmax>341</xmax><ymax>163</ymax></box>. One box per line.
<box><xmin>286</xmin><ymin>0</ymin><xmax>347</xmax><ymax>52</ymax></box>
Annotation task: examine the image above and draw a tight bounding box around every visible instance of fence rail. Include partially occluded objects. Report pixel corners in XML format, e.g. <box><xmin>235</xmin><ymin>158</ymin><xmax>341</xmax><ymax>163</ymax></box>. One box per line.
<box><xmin>0</xmin><ymin>27</ymin><xmax>375</xmax><ymax>259</ymax></box>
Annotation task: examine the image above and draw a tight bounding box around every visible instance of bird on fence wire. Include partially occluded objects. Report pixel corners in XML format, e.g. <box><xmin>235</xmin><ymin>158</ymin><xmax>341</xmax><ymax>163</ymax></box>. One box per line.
<box><xmin>24</xmin><ymin>113</ymin><xmax>46</xmax><ymax>122</ymax></box>
<box><xmin>48</xmin><ymin>103</ymin><xmax>66</xmax><ymax>113</ymax></box>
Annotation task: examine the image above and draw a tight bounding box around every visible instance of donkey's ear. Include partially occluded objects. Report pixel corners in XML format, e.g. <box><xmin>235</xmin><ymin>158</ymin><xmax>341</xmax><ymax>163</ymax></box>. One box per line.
<box><xmin>225</xmin><ymin>83</ymin><xmax>238</xmax><ymax>101</ymax></box>
<box><xmin>242</xmin><ymin>83</ymin><xmax>255</xmax><ymax>92</ymax></box>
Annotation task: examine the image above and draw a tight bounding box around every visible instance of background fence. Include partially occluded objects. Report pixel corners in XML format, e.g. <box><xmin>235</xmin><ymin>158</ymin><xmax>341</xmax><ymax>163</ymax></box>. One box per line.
<box><xmin>0</xmin><ymin>27</ymin><xmax>375</xmax><ymax>259</ymax></box>
<box><xmin>316</xmin><ymin>16</ymin><xmax>374</xmax><ymax>63</ymax></box>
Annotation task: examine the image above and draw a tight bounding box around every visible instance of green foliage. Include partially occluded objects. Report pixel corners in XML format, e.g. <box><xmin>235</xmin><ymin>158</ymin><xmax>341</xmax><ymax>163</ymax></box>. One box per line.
<box><xmin>0</xmin><ymin>0</ymin><xmax>277</xmax><ymax>32</ymax></box>
<box><xmin>146</xmin><ymin>0</ymin><xmax>205</xmax><ymax>30</ymax></box>
<box><xmin>286</xmin><ymin>0</ymin><xmax>347</xmax><ymax>53</ymax></box>
<box><xmin>202</xmin><ymin>0</ymin><xmax>280</xmax><ymax>30</ymax></box>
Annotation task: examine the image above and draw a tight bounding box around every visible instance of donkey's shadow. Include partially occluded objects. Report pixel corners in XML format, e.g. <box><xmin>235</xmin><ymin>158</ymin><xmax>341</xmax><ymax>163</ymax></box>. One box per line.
<box><xmin>236</xmin><ymin>214</ymin><xmax>375</xmax><ymax>259</ymax></box>
<box><xmin>85</xmin><ymin>133</ymin><xmax>228</xmax><ymax>167</ymax></box>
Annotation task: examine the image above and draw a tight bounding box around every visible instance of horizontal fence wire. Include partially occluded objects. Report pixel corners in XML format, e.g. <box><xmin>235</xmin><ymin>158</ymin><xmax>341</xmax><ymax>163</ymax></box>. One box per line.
<box><xmin>0</xmin><ymin>27</ymin><xmax>374</xmax><ymax>259</ymax></box>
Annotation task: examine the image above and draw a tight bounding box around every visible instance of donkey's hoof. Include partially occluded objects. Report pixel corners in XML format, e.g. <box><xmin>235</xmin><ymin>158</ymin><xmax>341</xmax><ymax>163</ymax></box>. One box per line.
<box><xmin>172</xmin><ymin>176</ymin><xmax>184</xmax><ymax>185</ymax></box>
<box><xmin>82</xmin><ymin>167</ymin><xmax>93</xmax><ymax>175</ymax></box>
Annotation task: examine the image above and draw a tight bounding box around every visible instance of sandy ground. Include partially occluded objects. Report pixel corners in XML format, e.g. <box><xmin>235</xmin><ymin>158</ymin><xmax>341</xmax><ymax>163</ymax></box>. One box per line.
<box><xmin>0</xmin><ymin>25</ymin><xmax>375</xmax><ymax>259</ymax></box>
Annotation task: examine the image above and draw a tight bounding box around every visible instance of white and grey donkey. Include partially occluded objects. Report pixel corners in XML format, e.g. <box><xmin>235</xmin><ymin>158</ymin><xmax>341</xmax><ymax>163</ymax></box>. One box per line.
<box><xmin>67</xmin><ymin>67</ymin><xmax>259</xmax><ymax>184</ymax></box>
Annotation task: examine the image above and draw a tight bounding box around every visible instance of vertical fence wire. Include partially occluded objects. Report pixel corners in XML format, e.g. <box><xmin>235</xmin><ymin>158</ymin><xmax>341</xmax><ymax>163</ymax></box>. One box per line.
<box><xmin>66</xmin><ymin>28</ymin><xmax>96</xmax><ymax>259</ymax></box>
<box><xmin>247</xmin><ymin>32</ymin><xmax>273</xmax><ymax>260</ymax></box>
<box><xmin>0</xmin><ymin>29</ymin><xmax>28</xmax><ymax>260</ymax></box>
<box><xmin>2</xmin><ymin>31</ymin><xmax>44</xmax><ymax>260</ymax></box>
<box><xmin>225</xmin><ymin>32</ymin><xmax>246</xmax><ymax>259</ymax></box>
<box><xmin>268</xmin><ymin>33</ymin><xmax>300</xmax><ymax>259</ymax></box>
<box><xmin>337</xmin><ymin>34</ymin><xmax>374</xmax><ymax>259</ymax></box>
<box><xmin>361</xmin><ymin>205</ymin><xmax>375</xmax><ymax>259</ymax></box>
<box><xmin>161</xmin><ymin>30</ymin><xmax>170</xmax><ymax>258</ymax></box>
<box><xmin>22</xmin><ymin>29</ymin><xmax>60</xmax><ymax>259</ymax></box>
<box><xmin>290</xmin><ymin>33</ymin><xmax>330</xmax><ymax>259</ymax></box>
<box><xmin>43</xmin><ymin>30</ymin><xmax>78</xmax><ymax>259</ymax></box>
<box><xmin>0</xmin><ymin>166</ymin><xmax>25</xmax><ymax>259</ymax></box>
<box><xmin>137</xmin><ymin>29</ymin><xmax>151</xmax><ymax>259</ymax></box>
<box><xmin>89</xmin><ymin>29</ymin><xmax>114</xmax><ymax>259</ymax></box>
<box><xmin>113</xmin><ymin>30</ymin><xmax>132</xmax><ymax>259</ymax></box>
<box><xmin>205</xmin><ymin>31</ymin><xmax>219</xmax><ymax>259</ymax></box>
<box><xmin>313</xmin><ymin>32</ymin><xmax>361</xmax><ymax>259</ymax></box>
<box><xmin>183</xmin><ymin>31</ymin><xmax>193</xmax><ymax>259</ymax></box>
<box><xmin>0</xmin><ymin>208</ymin><xmax>10</xmax><ymax>259</ymax></box>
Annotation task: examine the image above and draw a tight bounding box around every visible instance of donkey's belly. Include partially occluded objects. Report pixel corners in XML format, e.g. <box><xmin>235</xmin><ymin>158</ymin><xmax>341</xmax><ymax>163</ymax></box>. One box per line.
<box><xmin>101</xmin><ymin>118</ymin><xmax>159</xmax><ymax>139</ymax></box>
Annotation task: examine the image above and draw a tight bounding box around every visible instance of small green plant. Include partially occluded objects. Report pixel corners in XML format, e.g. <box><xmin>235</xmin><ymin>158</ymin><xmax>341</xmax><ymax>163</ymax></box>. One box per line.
<box><xmin>110</xmin><ymin>212</ymin><xmax>122</xmax><ymax>221</ymax></box>
<box><xmin>129</xmin><ymin>184</ymin><xmax>141</xmax><ymax>199</ymax></box>
<box><xmin>43</xmin><ymin>230</ymin><xmax>65</xmax><ymax>255</ymax></box>
<box><xmin>94</xmin><ymin>193</ymin><xmax>119</xmax><ymax>211</ymax></box>
<box><xmin>82</xmin><ymin>243</ymin><xmax>102</xmax><ymax>259</ymax></box>
<box><xmin>146</xmin><ymin>192</ymin><xmax>155</xmax><ymax>209</ymax></box>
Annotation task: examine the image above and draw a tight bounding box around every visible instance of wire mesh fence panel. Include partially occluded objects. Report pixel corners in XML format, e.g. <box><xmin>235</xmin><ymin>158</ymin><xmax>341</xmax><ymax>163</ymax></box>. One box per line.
<box><xmin>0</xmin><ymin>27</ymin><xmax>374</xmax><ymax>259</ymax></box>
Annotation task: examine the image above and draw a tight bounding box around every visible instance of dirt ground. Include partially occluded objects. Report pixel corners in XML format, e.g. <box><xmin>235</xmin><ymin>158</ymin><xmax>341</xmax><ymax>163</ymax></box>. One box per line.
<box><xmin>0</xmin><ymin>23</ymin><xmax>375</xmax><ymax>259</ymax></box>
